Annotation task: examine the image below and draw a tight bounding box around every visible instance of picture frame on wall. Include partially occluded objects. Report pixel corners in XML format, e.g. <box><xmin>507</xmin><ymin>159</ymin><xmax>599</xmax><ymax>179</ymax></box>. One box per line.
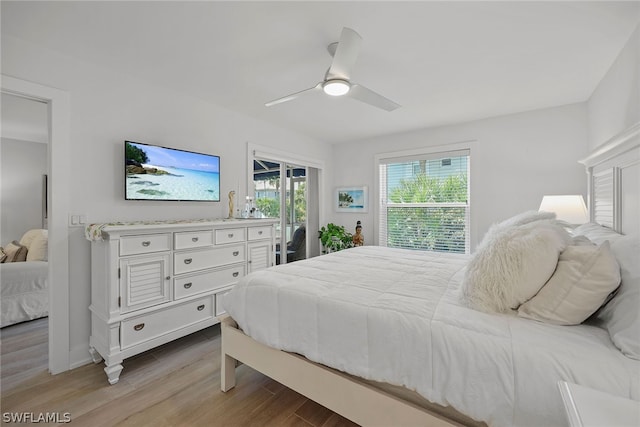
<box><xmin>335</xmin><ymin>186</ymin><xmax>368</xmax><ymax>213</ymax></box>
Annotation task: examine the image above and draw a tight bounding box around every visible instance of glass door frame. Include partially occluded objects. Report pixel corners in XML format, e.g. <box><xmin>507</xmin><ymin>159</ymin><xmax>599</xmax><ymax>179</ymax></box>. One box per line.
<box><xmin>247</xmin><ymin>143</ymin><xmax>324</xmax><ymax>264</ymax></box>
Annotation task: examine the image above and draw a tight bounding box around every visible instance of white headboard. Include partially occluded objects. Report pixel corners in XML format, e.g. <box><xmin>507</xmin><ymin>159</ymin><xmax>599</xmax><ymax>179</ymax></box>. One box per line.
<box><xmin>579</xmin><ymin>123</ymin><xmax>640</xmax><ymax>237</ymax></box>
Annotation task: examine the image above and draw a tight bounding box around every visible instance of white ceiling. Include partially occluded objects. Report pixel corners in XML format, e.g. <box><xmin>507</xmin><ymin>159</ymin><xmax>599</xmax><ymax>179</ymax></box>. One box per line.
<box><xmin>2</xmin><ymin>1</ymin><xmax>639</xmax><ymax>144</ymax></box>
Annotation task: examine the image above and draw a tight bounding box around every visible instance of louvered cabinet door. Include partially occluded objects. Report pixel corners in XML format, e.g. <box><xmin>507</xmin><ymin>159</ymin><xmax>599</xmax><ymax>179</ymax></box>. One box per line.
<box><xmin>247</xmin><ymin>241</ymin><xmax>272</xmax><ymax>273</ymax></box>
<box><xmin>120</xmin><ymin>253</ymin><xmax>171</xmax><ymax>313</ymax></box>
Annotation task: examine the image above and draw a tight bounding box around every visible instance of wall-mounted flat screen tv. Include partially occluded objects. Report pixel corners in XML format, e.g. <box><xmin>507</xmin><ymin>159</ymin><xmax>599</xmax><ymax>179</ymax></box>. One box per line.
<box><xmin>125</xmin><ymin>140</ymin><xmax>220</xmax><ymax>202</ymax></box>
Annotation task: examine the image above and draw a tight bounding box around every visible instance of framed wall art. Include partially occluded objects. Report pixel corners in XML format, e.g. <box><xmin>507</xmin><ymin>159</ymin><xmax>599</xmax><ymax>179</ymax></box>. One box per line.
<box><xmin>335</xmin><ymin>186</ymin><xmax>368</xmax><ymax>213</ymax></box>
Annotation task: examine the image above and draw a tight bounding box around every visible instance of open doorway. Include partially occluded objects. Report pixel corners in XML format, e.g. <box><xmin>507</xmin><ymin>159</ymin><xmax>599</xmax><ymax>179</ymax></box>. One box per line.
<box><xmin>0</xmin><ymin>92</ymin><xmax>50</xmax><ymax>387</ymax></box>
<box><xmin>1</xmin><ymin>75</ymin><xmax>71</xmax><ymax>375</ymax></box>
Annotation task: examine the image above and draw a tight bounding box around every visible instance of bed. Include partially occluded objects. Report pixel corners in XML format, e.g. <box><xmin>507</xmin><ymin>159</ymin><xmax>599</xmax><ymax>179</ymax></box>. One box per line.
<box><xmin>220</xmin><ymin>124</ymin><xmax>640</xmax><ymax>426</ymax></box>
<box><xmin>1</xmin><ymin>229</ymin><xmax>49</xmax><ymax>327</ymax></box>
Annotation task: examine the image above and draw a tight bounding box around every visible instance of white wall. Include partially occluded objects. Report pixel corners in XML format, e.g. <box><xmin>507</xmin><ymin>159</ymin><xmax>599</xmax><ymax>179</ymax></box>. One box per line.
<box><xmin>0</xmin><ymin>138</ymin><xmax>47</xmax><ymax>241</ymax></box>
<box><xmin>2</xmin><ymin>35</ymin><xmax>332</xmax><ymax>367</ymax></box>
<box><xmin>587</xmin><ymin>25</ymin><xmax>639</xmax><ymax>150</ymax></box>
<box><xmin>330</xmin><ymin>104</ymin><xmax>589</xmax><ymax>250</ymax></box>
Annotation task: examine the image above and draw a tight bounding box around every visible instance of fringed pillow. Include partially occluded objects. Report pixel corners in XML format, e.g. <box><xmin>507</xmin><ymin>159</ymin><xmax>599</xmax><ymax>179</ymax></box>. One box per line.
<box><xmin>461</xmin><ymin>219</ymin><xmax>569</xmax><ymax>313</ymax></box>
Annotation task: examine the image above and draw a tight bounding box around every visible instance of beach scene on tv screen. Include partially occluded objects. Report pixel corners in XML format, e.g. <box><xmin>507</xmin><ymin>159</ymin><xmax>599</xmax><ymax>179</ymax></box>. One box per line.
<box><xmin>125</xmin><ymin>141</ymin><xmax>220</xmax><ymax>201</ymax></box>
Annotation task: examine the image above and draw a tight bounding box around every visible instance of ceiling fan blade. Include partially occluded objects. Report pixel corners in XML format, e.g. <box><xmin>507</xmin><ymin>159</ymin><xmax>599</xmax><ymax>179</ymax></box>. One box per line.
<box><xmin>348</xmin><ymin>84</ymin><xmax>401</xmax><ymax>112</ymax></box>
<box><xmin>327</xmin><ymin>27</ymin><xmax>362</xmax><ymax>80</ymax></box>
<box><xmin>265</xmin><ymin>83</ymin><xmax>322</xmax><ymax>107</ymax></box>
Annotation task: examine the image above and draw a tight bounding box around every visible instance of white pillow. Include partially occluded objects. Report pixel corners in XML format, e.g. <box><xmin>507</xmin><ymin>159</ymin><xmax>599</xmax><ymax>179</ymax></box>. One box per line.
<box><xmin>462</xmin><ymin>220</ymin><xmax>570</xmax><ymax>313</ymax></box>
<box><xmin>20</xmin><ymin>229</ymin><xmax>46</xmax><ymax>248</ymax></box>
<box><xmin>594</xmin><ymin>236</ymin><xmax>640</xmax><ymax>359</ymax></box>
<box><xmin>26</xmin><ymin>232</ymin><xmax>48</xmax><ymax>261</ymax></box>
<box><xmin>571</xmin><ymin>235</ymin><xmax>596</xmax><ymax>246</ymax></box>
<box><xmin>573</xmin><ymin>223</ymin><xmax>624</xmax><ymax>245</ymax></box>
<box><xmin>518</xmin><ymin>241</ymin><xmax>620</xmax><ymax>325</ymax></box>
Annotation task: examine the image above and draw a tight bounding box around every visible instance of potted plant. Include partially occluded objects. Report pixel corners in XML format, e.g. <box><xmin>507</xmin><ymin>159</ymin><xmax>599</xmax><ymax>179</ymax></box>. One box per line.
<box><xmin>318</xmin><ymin>223</ymin><xmax>354</xmax><ymax>253</ymax></box>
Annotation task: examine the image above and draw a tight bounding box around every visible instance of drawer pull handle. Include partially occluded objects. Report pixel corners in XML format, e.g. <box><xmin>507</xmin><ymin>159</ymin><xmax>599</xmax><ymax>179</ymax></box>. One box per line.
<box><xmin>232</xmin><ymin>272</ymin><xmax>239</xmax><ymax>277</ymax></box>
<box><xmin>184</xmin><ymin>282</ymin><xmax>192</xmax><ymax>289</ymax></box>
<box><xmin>141</xmin><ymin>241</ymin><xmax>151</xmax><ymax>247</ymax></box>
<box><xmin>197</xmin><ymin>304</ymin><xmax>205</xmax><ymax>311</ymax></box>
<box><xmin>228</xmin><ymin>233</ymin><xmax>234</xmax><ymax>238</ymax></box>
<box><xmin>232</xmin><ymin>251</ymin><xmax>239</xmax><ymax>256</ymax></box>
<box><xmin>258</xmin><ymin>231</ymin><xmax>263</xmax><ymax>235</ymax></box>
<box><xmin>134</xmin><ymin>323</ymin><xmax>145</xmax><ymax>331</ymax></box>
<box><xmin>192</xmin><ymin>237</ymin><xmax>199</xmax><ymax>242</ymax></box>
<box><xmin>184</xmin><ymin>258</ymin><xmax>192</xmax><ymax>264</ymax></box>
<box><xmin>166</xmin><ymin>276</ymin><xmax>171</xmax><ymax>280</ymax></box>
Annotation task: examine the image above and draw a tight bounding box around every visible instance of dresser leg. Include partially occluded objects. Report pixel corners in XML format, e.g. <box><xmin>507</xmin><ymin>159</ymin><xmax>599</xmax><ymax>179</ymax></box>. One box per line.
<box><xmin>89</xmin><ymin>346</ymin><xmax>103</xmax><ymax>364</ymax></box>
<box><xmin>104</xmin><ymin>363</ymin><xmax>123</xmax><ymax>385</ymax></box>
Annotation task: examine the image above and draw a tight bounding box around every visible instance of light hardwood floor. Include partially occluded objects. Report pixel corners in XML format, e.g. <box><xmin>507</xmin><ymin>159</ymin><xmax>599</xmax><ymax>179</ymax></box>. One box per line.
<box><xmin>1</xmin><ymin>319</ymin><xmax>358</xmax><ymax>426</ymax></box>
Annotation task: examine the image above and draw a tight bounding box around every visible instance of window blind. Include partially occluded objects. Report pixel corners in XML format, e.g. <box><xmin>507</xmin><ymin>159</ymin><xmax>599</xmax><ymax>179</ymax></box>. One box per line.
<box><xmin>379</xmin><ymin>150</ymin><xmax>470</xmax><ymax>254</ymax></box>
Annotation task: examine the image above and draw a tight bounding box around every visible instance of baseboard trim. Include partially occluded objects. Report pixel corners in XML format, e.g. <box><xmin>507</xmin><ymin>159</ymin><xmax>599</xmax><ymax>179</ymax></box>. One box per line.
<box><xmin>69</xmin><ymin>345</ymin><xmax>92</xmax><ymax>370</ymax></box>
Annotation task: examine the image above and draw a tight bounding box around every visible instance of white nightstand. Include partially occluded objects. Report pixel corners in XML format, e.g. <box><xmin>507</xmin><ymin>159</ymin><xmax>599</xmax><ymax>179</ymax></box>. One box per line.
<box><xmin>558</xmin><ymin>381</ymin><xmax>640</xmax><ymax>427</ymax></box>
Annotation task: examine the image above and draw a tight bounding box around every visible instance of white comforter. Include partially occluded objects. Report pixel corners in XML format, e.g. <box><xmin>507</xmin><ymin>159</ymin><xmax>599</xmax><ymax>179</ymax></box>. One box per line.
<box><xmin>225</xmin><ymin>246</ymin><xmax>639</xmax><ymax>426</ymax></box>
<box><xmin>1</xmin><ymin>261</ymin><xmax>48</xmax><ymax>327</ymax></box>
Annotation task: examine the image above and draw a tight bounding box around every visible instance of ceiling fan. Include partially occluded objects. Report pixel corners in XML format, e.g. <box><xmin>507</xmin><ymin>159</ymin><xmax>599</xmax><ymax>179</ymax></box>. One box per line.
<box><xmin>265</xmin><ymin>27</ymin><xmax>401</xmax><ymax>112</ymax></box>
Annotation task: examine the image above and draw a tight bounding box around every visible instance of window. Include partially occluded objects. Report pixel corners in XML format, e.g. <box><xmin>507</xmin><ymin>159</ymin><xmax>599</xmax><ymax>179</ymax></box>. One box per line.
<box><xmin>378</xmin><ymin>149</ymin><xmax>470</xmax><ymax>254</ymax></box>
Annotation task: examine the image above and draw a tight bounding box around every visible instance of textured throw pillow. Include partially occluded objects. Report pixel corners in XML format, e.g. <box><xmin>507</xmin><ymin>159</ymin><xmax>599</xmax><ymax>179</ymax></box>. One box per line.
<box><xmin>497</xmin><ymin>210</ymin><xmax>556</xmax><ymax>228</ymax></box>
<box><xmin>0</xmin><ymin>247</ymin><xmax>6</xmax><ymax>263</ymax></box>
<box><xmin>462</xmin><ymin>220</ymin><xmax>570</xmax><ymax>313</ymax></box>
<box><xmin>25</xmin><ymin>230</ymin><xmax>48</xmax><ymax>261</ymax></box>
<box><xmin>518</xmin><ymin>241</ymin><xmax>621</xmax><ymax>325</ymax></box>
<box><xmin>4</xmin><ymin>240</ymin><xmax>28</xmax><ymax>262</ymax></box>
<box><xmin>594</xmin><ymin>236</ymin><xmax>640</xmax><ymax>359</ymax></box>
<box><xmin>480</xmin><ymin>211</ymin><xmax>557</xmax><ymax>245</ymax></box>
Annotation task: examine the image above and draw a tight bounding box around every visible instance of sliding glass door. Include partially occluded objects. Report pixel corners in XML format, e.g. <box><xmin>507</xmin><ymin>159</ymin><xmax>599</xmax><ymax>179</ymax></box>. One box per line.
<box><xmin>253</xmin><ymin>160</ymin><xmax>308</xmax><ymax>264</ymax></box>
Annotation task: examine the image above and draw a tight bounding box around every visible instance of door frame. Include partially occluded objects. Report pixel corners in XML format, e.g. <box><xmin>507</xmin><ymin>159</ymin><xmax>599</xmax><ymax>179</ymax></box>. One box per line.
<box><xmin>247</xmin><ymin>142</ymin><xmax>324</xmax><ymax>262</ymax></box>
<box><xmin>2</xmin><ymin>75</ymin><xmax>71</xmax><ymax>374</ymax></box>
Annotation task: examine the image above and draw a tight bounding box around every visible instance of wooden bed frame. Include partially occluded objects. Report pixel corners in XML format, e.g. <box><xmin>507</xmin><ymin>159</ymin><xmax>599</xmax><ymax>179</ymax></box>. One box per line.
<box><xmin>221</xmin><ymin>316</ymin><xmax>463</xmax><ymax>427</ymax></box>
<box><xmin>221</xmin><ymin>123</ymin><xmax>639</xmax><ymax>427</ymax></box>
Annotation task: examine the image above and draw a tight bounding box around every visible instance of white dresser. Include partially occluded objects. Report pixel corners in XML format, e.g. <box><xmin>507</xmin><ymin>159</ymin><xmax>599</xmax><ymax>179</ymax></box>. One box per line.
<box><xmin>87</xmin><ymin>218</ymin><xmax>276</xmax><ymax>384</ymax></box>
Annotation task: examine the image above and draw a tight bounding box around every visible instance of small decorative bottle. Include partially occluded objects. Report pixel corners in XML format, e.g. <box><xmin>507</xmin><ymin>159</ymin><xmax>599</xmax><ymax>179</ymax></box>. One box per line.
<box><xmin>353</xmin><ymin>220</ymin><xmax>364</xmax><ymax>247</ymax></box>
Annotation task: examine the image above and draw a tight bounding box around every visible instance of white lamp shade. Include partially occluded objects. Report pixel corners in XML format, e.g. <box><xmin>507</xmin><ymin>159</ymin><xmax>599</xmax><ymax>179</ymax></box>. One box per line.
<box><xmin>539</xmin><ymin>195</ymin><xmax>589</xmax><ymax>224</ymax></box>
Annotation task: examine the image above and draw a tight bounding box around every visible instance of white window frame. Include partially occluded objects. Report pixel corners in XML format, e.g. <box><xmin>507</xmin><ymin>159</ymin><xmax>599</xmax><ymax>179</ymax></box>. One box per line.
<box><xmin>374</xmin><ymin>142</ymin><xmax>473</xmax><ymax>253</ymax></box>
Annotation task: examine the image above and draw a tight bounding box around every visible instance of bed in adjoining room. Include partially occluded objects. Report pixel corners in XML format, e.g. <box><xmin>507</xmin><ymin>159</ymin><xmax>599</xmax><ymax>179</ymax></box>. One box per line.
<box><xmin>1</xmin><ymin>229</ymin><xmax>49</xmax><ymax>328</ymax></box>
<box><xmin>219</xmin><ymin>124</ymin><xmax>639</xmax><ymax>427</ymax></box>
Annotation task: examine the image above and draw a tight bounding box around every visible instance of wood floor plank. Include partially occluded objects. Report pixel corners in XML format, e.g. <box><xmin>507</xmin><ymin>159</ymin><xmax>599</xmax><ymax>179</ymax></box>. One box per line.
<box><xmin>0</xmin><ymin>319</ymin><xmax>361</xmax><ymax>427</ymax></box>
<box><xmin>295</xmin><ymin>398</ymin><xmax>336</xmax><ymax>426</ymax></box>
<box><xmin>246</xmin><ymin>386</ymin><xmax>308</xmax><ymax>426</ymax></box>
<box><xmin>321</xmin><ymin>413</ymin><xmax>361</xmax><ymax>427</ymax></box>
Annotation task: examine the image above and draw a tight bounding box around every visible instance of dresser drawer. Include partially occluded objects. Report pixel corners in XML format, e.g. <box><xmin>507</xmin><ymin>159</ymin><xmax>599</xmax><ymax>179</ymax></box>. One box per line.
<box><xmin>120</xmin><ymin>233</ymin><xmax>171</xmax><ymax>256</ymax></box>
<box><xmin>174</xmin><ymin>265</ymin><xmax>245</xmax><ymax>299</ymax></box>
<box><xmin>174</xmin><ymin>245</ymin><xmax>245</xmax><ymax>275</ymax></box>
<box><xmin>248</xmin><ymin>226</ymin><xmax>273</xmax><ymax>241</ymax></box>
<box><xmin>174</xmin><ymin>230</ymin><xmax>214</xmax><ymax>250</ymax></box>
<box><xmin>121</xmin><ymin>296</ymin><xmax>214</xmax><ymax>349</ymax></box>
<box><xmin>215</xmin><ymin>228</ymin><xmax>246</xmax><ymax>245</ymax></box>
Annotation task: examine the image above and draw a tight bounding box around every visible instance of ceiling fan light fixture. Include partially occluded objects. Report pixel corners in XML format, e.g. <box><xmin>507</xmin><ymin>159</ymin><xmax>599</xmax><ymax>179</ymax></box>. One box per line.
<box><xmin>323</xmin><ymin>79</ymin><xmax>350</xmax><ymax>96</ymax></box>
